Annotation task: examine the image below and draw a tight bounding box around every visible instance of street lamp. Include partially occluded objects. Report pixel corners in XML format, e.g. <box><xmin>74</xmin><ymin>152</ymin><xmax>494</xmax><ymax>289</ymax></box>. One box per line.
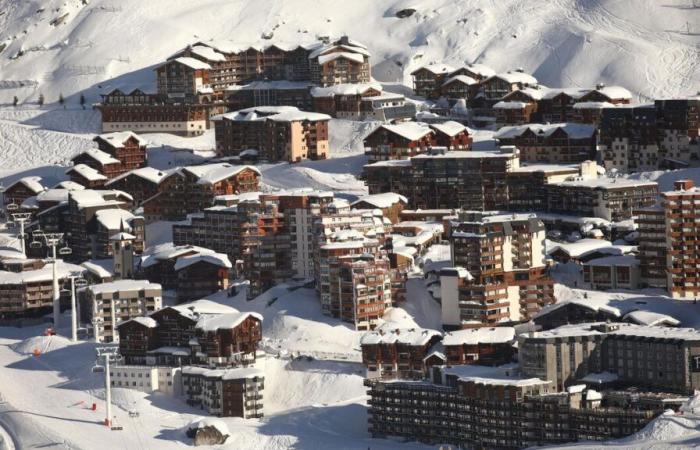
<box><xmin>34</xmin><ymin>232</ymin><xmax>65</xmax><ymax>330</ymax></box>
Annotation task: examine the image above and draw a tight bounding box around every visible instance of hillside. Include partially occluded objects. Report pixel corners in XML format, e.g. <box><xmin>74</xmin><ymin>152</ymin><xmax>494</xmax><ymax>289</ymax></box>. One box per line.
<box><xmin>0</xmin><ymin>0</ymin><xmax>698</xmax><ymax>106</ymax></box>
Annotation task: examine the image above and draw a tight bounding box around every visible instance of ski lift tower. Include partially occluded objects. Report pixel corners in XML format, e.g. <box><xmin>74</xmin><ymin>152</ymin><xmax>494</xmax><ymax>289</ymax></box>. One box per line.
<box><xmin>95</xmin><ymin>346</ymin><xmax>121</xmax><ymax>428</ymax></box>
<box><xmin>34</xmin><ymin>232</ymin><xmax>65</xmax><ymax>330</ymax></box>
<box><xmin>10</xmin><ymin>212</ymin><xmax>32</xmax><ymax>257</ymax></box>
<box><xmin>66</xmin><ymin>271</ymin><xmax>87</xmax><ymax>342</ymax></box>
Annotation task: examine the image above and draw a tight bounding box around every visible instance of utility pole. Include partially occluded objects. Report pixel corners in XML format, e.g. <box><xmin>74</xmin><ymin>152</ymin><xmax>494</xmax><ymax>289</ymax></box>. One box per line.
<box><xmin>95</xmin><ymin>347</ymin><xmax>120</xmax><ymax>428</ymax></box>
<box><xmin>10</xmin><ymin>212</ymin><xmax>31</xmax><ymax>257</ymax></box>
<box><xmin>66</xmin><ymin>272</ymin><xmax>87</xmax><ymax>342</ymax></box>
<box><xmin>34</xmin><ymin>232</ymin><xmax>65</xmax><ymax>330</ymax></box>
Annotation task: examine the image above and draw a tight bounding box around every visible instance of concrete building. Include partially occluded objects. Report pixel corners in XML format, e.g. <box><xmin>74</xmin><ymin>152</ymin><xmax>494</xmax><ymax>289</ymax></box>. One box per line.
<box><xmin>110</xmin><ymin>365</ymin><xmax>182</xmax><ymax>396</ymax></box>
<box><xmin>86</xmin><ymin>279</ymin><xmax>162</xmax><ymax>343</ymax></box>
<box><xmin>181</xmin><ymin>366</ymin><xmax>264</xmax><ymax>418</ymax></box>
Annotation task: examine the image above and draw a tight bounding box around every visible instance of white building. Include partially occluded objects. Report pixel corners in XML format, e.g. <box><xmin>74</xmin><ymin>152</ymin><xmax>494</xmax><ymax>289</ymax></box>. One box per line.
<box><xmin>110</xmin><ymin>365</ymin><xmax>181</xmax><ymax>395</ymax></box>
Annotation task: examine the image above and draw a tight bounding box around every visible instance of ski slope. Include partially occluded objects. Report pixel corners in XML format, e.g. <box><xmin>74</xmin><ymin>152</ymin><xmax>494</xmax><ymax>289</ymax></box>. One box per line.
<box><xmin>0</xmin><ymin>0</ymin><xmax>698</xmax><ymax>106</ymax></box>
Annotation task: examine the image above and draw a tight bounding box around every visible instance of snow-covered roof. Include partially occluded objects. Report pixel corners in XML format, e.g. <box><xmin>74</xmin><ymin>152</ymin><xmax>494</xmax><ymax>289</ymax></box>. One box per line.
<box><xmin>412</xmin><ymin>150</ymin><xmax>515</xmax><ymax>160</ymax></box>
<box><xmin>73</xmin><ymin>148</ymin><xmax>120</xmax><ymax>165</ymax></box>
<box><xmin>80</xmin><ymin>259</ymin><xmax>114</xmax><ymax>279</ymax></box>
<box><xmin>95</xmin><ymin>208</ymin><xmax>136</xmax><ymax>231</ymax></box>
<box><xmin>442</xmin><ymin>74</ymin><xmax>477</xmax><ymax>86</ymax></box>
<box><xmin>110</xmin><ymin>231</ymin><xmax>136</xmax><ymax>241</ymax></box>
<box><xmin>573</xmin><ymin>101</ymin><xmax>615</xmax><ymax>109</ymax></box>
<box><xmin>187</xmin><ymin>418</ymin><xmax>230</xmax><ymax>437</ymax></box>
<box><xmin>547</xmin><ymin>238</ymin><xmax>613</xmax><ymax>258</ymax></box>
<box><xmin>174</xmin><ymin>251</ymin><xmax>232</xmax><ymax>271</ymax></box>
<box><xmin>504</xmin><ymin>87</ymin><xmax>545</xmax><ymax>101</ymax></box>
<box><xmin>443</xmin><ymin>327</ymin><xmax>515</xmax><ymax>346</ymax></box>
<box><xmin>172</xmin><ymin>299</ymin><xmax>238</xmax><ymax>319</ymax></box>
<box><xmin>195</xmin><ymin>312</ymin><xmax>263</xmax><ymax>332</ymax></box>
<box><xmin>36</xmin><ymin>189</ymin><xmax>74</xmax><ymax>204</ymax></box>
<box><xmin>412</xmin><ymin>64</ymin><xmax>456</xmax><ymax>75</ymax></box>
<box><xmin>550</xmin><ymin>177</ymin><xmax>657</xmax><ymax>189</ymax></box>
<box><xmin>5</xmin><ymin>176</ymin><xmax>46</xmax><ymax>195</ymax></box>
<box><xmin>462</xmin><ymin>63</ymin><xmax>496</xmax><ymax>78</ymax></box>
<box><xmin>540</xmin><ymin>87</ymin><xmax>590</xmax><ymax>100</ymax></box>
<box><xmin>164</xmin><ymin>56</ymin><xmax>212</xmax><ymax>71</ymax></box>
<box><xmin>140</xmin><ymin>244</ymin><xmax>214</xmax><ymax>268</ymax></box>
<box><xmin>488</xmin><ymin>71</ymin><xmax>538</xmax><ymax>85</ymax></box>
<box><xmin>494</xmin><ymin>123</ymin><xmax>596</xmax><ymax>140</ymax></box>
<box><xmin>594</xmin><ymin>86</ymin><xmax>633</xmax><ymax>100</ymax></box>
<box><xmin>69</xmin><ymin>189</ymin><xmax>131</xmax><ymax>209</ymax></box>
<box><xmin>310</xmin><ymin>82</ymin><xmax>382</xmax><ymax>98</ymax></box>
<box><xmin>181</xmin><ymin>163</ymin><xmax>261</xmax><ymax>185</ymax></box>
<box><xmin>182</xmin><ymin>365</ymin><xmax>263</xmax><ymax>380</ymax></box>
<box><xmin>622</xmin><ymin>310</ymin><xmax>680</xmax><ymax>327</ymax></box>
<box><xmin>533</xmin><ymin>298</ymin><xmax>621</xmax><ymax>320</ymax></box>
<box><xmin>318</xmin><ymin>51</ymin><xmax>365</xmax><ymax>65</ymax></box>
<box><xmin>0</xmin><ymin>261</ymin><xmax>85</xmax><ymax>285</ymax></box>
<box><xmin>429</xmin><ymin>121</ymin><xmax>468</xmax><ymax>137</ymax></box>
<box><xmin>610</xmin><ymin>323</ymin><xmax>700</xmax><ymax>341</ymax></box>
<box><xmin>66</xmin><ymin>164</ymin><xmax>108</xmax><ymax>182</ymax></box>
<box><xmin>493</xmin><ymin>101</ymin><xmax>531</xmax><ymax>109</ymax></box>
<box><xmin>352</xmin><ymin>193</ymin><xmax>408</xmax><ymax>209</ymax></box>
<box><xmin>215</xmin><ymin>106</ymin><xmax>329</xmax><ymax>123</ymax></box>
<box><xmin>95</xmin><ymin>131</ymin><xmax>147</xmax><ymax>148</ymax></box>
<box><xmin>309</xmin><ymin>40</ymin><xmax>370</xmax><ymax>59</ymax></box>
<box><xmin>88</xmin><ymin>279</ymin><xmax>161</xmax><ymax>295</ymax></box>
<box><xmin>228</xmin><ymin>80</ymin><xmax>313</xmax><ymax>92</ymax></box>
<box><xmin>180</xmin><ymin>45</ymin><xmax>227</xmax><ymax>62</ymax></box>
<box><xmin>119</xmin><ymin>316</ymin><xmax>158</xmax><ymax>329</ymax></box>
<box><xmin>361</xmin><ymin>326</ymin><xmax>442</xmax><ymax>346</ymax></box>
<box><xmin>53</xmin><ymin>180</ymin><xmax>85</xmax><ymax>191</ymax></box>
<box><xmin>583</xmin><ymin>254</ymin><xmax>639</xmax><ymax>267</ymax></box>
<box><xmin>580</xmin><ymin>371</ymin><xmax>619</xmax><ymax>384</ymax></box>
<box><xmin>379</xmin><ymin>122</ymin><xmax>433</xmax><ymax>141</ymax></box>
<box><xmin>148</xmin><ymin>346</ymin><xmax>191</xmax><ymax>356</ymax></box>
<box><xmin>106</xmin><ymin>167</ymin><xmax>168</xmax><ymax>186</ymax></box>
<box><xmin>511</xmin><ymin>163</ymin><xmax>579</xmax><ymax>174</ymax></box>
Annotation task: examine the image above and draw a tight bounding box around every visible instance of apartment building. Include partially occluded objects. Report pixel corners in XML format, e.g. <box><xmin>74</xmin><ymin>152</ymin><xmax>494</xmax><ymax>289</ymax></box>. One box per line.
<box><xmin>117</xmin><ymin>301</ymin><xmax>262</xmax><ymax>368</ymax></box>
<box><xmin>2</xmin><ymin>176</ymin><xmax>46</xmax><ymax>210</ymax></box>
<box><xmin>360</xmin><ymin>327</ymin><xmax>443</xmax><ymax>380</ymax></box>
<box><xmin>227</xmin><ymin>80</ymin><xmax>314</xmax><ymax>111</ymax></box>
<box><xmin>104</xmin><ymin>167</ymin><xmax>168</xmax><ymax>206</ymax></box>
<box><xmin>173</xmin><ymin>252</ymin><xmax>232</xmax><ymax>303</ymax></box>
<box><xmin>367</xmin><ymin>365</ymin><xmax>659</xmax><ymax>449</ymax></box>
<box><xmin>494</xmin><ymin>123</ymin><xmax>597</xmax><ymax>163</ymax></box>
<box><xmin>97</xmin><ymin>89</ymin><xmax>211</xmax><ymax>136</ymax></box>
<box><xmin>181</xmin><ymin>366</ymin><xmax>264</xmax><ymax>418</ymax></box>
<box><xmin>545</xmin><ymin>177</ymin><xmax>658</xmax><ymax>221</ymax></box>
<box><xmin>364</xmin><ymin>146</ymin><xmax>521</xmax><ymax>211</ymax></box>
<box><xmin>410</xmin><ymin>64</ymin><xmax>457</xmax><ymax>99</ymax></box>
<box><xmin>363</xmin><ymin>122</ymin><xmax>435</xmax><ymax>163</ymax></box>
<box><xmin>70</xmin><ymin>149</ymin><xmax>123</xmax><ymax>180</ymax></box>
<box><xmin>155</xmin><ymin>57</ymin><xmax>211</xmax><ymax>101</ymax></box>
<box><xmin>519</xmin><ymin>321</ymin><xmax>700</xmax><ymax>394</ymax></box>
<box><xmin>110</xmin><ymin>365</ymin><xmax>181</xmax><ymax>395</ymax></box>
<box><xmin>661</xmin><ymin>179</ymin><xmax>700</xmax><ymax>299</ymax></box>
<box><xmin>308</xmin><ymin>36</ymin><xmax>371</xmax><ymax>87</ymax></box>
<box><xmin>143</xmin><ymin>163</ymin><xmax>261</xmax><ymax>221</ymax></box>
<box><xmin>0</xmin><ymin>259</ymin><xmax>85</xmax><ymax>319</ymax></box>
<box><xmin>310</xmin><ymin>83</ymin><xmax>415</xmax><ymax>122</ymax></box>
<box><xmin>442</xmin><ymin>326</ymin><xmax>516</xmax><ymax>366</ymax></box>
<box><xmin>93</xmin><ymin>131</ymin><xmax>148</xmax><ymax>172</ymax></box>
<box><xmin>213</xmin><ymin>106</ymin><xmax>330</xmax><ymax>162</ymax></box>
<box><xmin>86</xmin><ymin>279</ymin><xmax>162</xmax><ymax>343</ymax></box>
<box><xmin>440</xmin><ymin>211</ymin><xmax>555</xmax><ymax>328</ymax></box>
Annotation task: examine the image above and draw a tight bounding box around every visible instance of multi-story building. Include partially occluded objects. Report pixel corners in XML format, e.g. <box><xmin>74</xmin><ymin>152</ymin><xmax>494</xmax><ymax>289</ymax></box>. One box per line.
<box><xmin>442</xmin><ymin>327</ymin><xmax>516</xmax><ymax>366</ymax></box>
<box><xmin>70</xmin><ymin>149</ymin><xmax>123</xmax><ymax>179</ymax></box>
<box><xmin>351</xmin><ymin>193</ymin><xmax>407</xmax><ymax>225</ymax></box>
<box><xmin>0</xmin><ymin>259</ymin><xmax>85</xmax><ymax>319</ymax></box>
<box><xmin>93</xmin><ymin>131</ymin><xmax>148</xmax><ymax>172</ymax></box>
<box><xmin>310</xmin><ymin>83</ymin><xmax>416</xmax><ymax>121</ymax></box>
<box><xmin>173</xmin><ymin>252</ymin><xmax>232</xmax><ymax>303</ymax></box>
<box><xmin>479</xmin><ymin>70</ymin><xmax>538</xmax><ymax>102</ymax></box>
<box><xmin>97</xmin><ymin>89</ymin><xmax>211</xmax><ymax>136</ymax></box>
<box><xmin>213</xmin><ymin>106</ymin><xmax>330</xmax><ymax>162</ymax></box>
<box><xmin>494</xmin><ymin>123</ymin><xmax>597</xmax><ymax>163</ymax></box>
<box><xmin>65</xmin><ymin>164</ymin><xmax>108</xmax><ymax>189</ymax></box>
<box><xmin>155</xmin><ymin>57</ymin><xmax>211</xmax><ymax>101</ymax></box>
<box><xmin>506</xmin><ymin>162</ymin><xmax>588</xmax><ymax>212</ymax></box>
<box><xmin>104</xmin><ymin>167</ymin><xmax>168</xmax><ymax>206</ymax></box>
<box><xmin>360</xmin><ymin>326</ymin><xmax>443</xmax><ymax>380</ymax></box>
<box><xmin>227</xmin><ymin>80</ymin><xmax>314</xmax><ymax>111</ymax></box>
<box><xmin>86</xmin><ymin>279</ymin><xmax>162</xmax><ymax>343</ymax></box>
<box><xmin>363</xmin><ymin>122</ymin><xmax>436</xmax><ymax>163</ymax></box>
<box><xmin>364</xmin><ymin>146</ymin><xmax>520</xmax><ymax>212</ymax></box>
<box><xmin>117</xmin><ymin>300</ymin><xmax>262</xmax><ymax>368</ymax></box>
<box><xmin>308</xmin><ymin>36</ymin><xmax>371</xmax><ymax>87</ymax></box>
<box><xmin>519</xmin><ymin>321</ymin><xmax>700</xmax><ymax>394</ymax></box>
<box><xmin>181</xmin><ymin>366</ymin><xmax>264</xmax><ymax>418</ymax></box>
<box><xmin>2</xmin><ymin>176</ymin><xmax>46</xmax><ymax>210</ymax></box>
<box><xmin>61</xmin><ymin>189</ymin><xmax>143</xmax><ymax>262</ymax></box>
<box><xmin>440</xmin><ymin>211</ymin><xmax>555</xmax><ymax>328</ymax></box>
<box><xmin>110</xmin><ymin>365</ymin><xmax>181</xmax><ymax>396</ymax></box>
<box><xmin>143</xmin><ymin>163</ymin><xmax>261</xmax><ymax>221</ymax></box>
<box><xmin>366</xmin><ymin>365</ymin><xmax>659</xmax><ymax>449</ymax></box>
<box><xmin>410</xmin><ymin>64</ymin><xmax>457</xmax><ymax>99</ymax></box>
<box><xmin>661</xmin><ymin>179</ymin><xmax>700</xmax><ymax>299</ymax></box>
<box><xmin>545</xmin><ymin>177</ymin><xmax>658</xmax><ymax>221</ymax></box>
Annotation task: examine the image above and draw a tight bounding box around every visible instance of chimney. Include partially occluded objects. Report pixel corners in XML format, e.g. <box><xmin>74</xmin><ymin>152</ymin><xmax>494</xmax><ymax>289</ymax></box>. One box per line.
<box><xmin>596</xmin><ymin>83</ymin><xmax>606</xmax><ymax>90</ymax></box>
<box><xmin>339</xmin><ymin>35</ymin><xmax>350</xmax><ymax>45</ymax></box>
<box><xmin>675</xmin><ymin>179</ymin><xmax>695</xmax><ymax>191</ymax></box>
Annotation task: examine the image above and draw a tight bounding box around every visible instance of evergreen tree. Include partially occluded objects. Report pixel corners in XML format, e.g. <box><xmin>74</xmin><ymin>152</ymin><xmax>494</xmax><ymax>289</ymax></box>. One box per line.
<box><xmin>12</xmin><ymin>96</ymin><xmax>18</xmax><ymax>107</ymax></box>
<box><xmin>79</xmin><ymin>93</ymin><xmax>86</xmax><ymax>109</ymax></box>
<box><xmin>58</xmin><ymin>93</ymin><xmax>64</xmax><ymax>105</ymax></box>
<box><xmin>37</xmin><ymin>93</ymin><xmax>44</xmax><ymax>106</ymax></box>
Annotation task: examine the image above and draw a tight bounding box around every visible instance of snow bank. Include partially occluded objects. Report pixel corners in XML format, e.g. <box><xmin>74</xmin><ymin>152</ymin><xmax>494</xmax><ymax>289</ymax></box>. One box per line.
<box><xmin>10</xmin><ymin>335</ymin><xmax>72</xmax><ymax>355</ymax></box>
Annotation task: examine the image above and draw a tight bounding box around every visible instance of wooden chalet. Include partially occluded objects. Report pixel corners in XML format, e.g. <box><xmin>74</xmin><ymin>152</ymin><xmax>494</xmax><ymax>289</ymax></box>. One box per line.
<box><xmin>93</xmin><ymin>131</ymin><xmax>148</xmax><ymax>171</ymax></box>
<box><xmin>2</xmin><ymin>176</ymin><xmax>46</xmax><ymax>209</ymax></box>
<box><xmin>174</xmin><ymin>252</ymin><xmax>232</xmax><ymax>303</ymax></box>
<box><xmin>65</xmin><ymin>164</ymin><xmax>108</xmax><ymax>189</ymax></box>
<box><xmin>70</xmin><ymin>149</ymin><xmax>123</xmax><ymax>179</ymax></box>
<box><xmin>105</xmin><ymin>167</ymin><xmax>168</xmax><ymax>206</ymax></box>
<box><xmin>363</xmin><ymin>122</ymin><xmax>435</xmax><ymax>162</ymax></box>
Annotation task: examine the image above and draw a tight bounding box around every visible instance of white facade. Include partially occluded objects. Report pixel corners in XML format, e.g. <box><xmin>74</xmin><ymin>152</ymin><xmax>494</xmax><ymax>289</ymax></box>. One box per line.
<box><xmin>111</xmin><ymin>365</ymin><xmax>181</xmax><ymax>396</ymax></box>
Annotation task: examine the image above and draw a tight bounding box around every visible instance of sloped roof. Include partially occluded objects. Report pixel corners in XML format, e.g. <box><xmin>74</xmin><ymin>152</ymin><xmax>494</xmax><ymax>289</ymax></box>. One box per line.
<box><xmin>66</xmin><ymin>164</ymin><xmax>108</xmax><ymax>182</ymax></box>
<box><xmin>378</xmin><ymin>122</ymin><xmax>433</xmax><ymax>141</ymax></box>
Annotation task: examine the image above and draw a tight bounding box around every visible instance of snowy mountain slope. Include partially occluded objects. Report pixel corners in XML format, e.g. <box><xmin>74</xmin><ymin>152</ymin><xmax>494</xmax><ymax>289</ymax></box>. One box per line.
<box><xmin>0</xmin><ymin>0</ymin><xmax>698</xmax><ymax>105</ymax></box>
